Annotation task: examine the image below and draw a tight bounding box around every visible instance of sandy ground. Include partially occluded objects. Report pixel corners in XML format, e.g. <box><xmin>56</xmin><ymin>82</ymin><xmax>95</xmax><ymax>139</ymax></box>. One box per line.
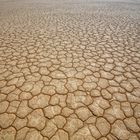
<box><xmin>0</xmin><ymin>0</ymin><xmax>140</xmax><ymax>140</ymax></box>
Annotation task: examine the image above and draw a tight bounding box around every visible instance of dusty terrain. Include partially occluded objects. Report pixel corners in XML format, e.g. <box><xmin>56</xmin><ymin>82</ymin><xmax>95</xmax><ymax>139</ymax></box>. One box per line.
<box><xmin>0</xmin><ymin>0</ymin><xmax>140</xmax><ymax>139</ymax></box>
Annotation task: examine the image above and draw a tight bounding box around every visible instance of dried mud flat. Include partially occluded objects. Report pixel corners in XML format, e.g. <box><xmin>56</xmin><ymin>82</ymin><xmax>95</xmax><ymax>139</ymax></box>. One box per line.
<box><xmin>0</xmin><ymin>0</ymin><xmax>140</xmax><ymax>140</ymax></box>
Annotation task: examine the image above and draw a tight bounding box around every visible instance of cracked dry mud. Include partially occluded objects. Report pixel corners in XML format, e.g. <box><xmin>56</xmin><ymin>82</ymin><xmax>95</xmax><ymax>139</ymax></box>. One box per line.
<box><xmin>0</xmin><ymin>0</ymin><xmax>140</xmax><ymax>140</ymax></box>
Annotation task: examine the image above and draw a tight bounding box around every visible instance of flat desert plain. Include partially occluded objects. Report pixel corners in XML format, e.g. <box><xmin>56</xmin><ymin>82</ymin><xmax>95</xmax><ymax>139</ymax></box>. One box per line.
<box><xmin>0</xmin><ymin>0</ymin><xmax>140</xmax><ymax>140</ymax></box>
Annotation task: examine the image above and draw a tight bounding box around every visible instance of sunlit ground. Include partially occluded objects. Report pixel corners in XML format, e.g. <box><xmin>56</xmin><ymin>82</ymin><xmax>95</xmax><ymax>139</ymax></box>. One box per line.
<box><xmin>0</xmin><ymin>0</ymin><xmax>140</xmax><ymax>140</ymax></box>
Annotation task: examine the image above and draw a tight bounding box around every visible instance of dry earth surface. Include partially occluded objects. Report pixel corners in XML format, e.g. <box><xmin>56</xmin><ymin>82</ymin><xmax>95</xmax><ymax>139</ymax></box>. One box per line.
<box><xmin>0</xmin><ymin>0</ymin><xmax>140</xmax><ymax>140</ymax></box>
